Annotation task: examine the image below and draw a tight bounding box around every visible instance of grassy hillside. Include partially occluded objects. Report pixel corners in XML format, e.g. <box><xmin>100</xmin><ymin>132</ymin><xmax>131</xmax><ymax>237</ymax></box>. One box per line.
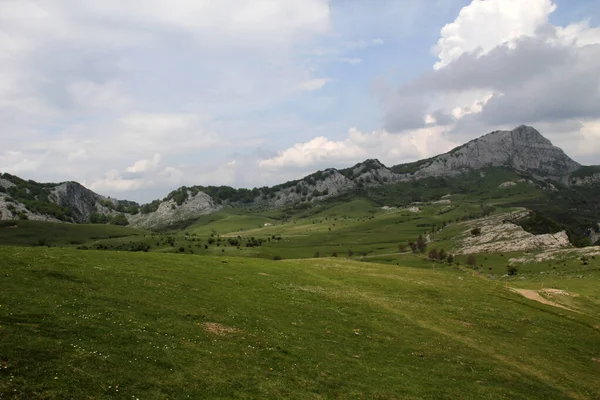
<box><xmin>1</xmin><ymin>247</ymin><xmax>599</xmax><ymax>399</ymax></box>
<box><xmin>0</xmin><ymin>220</ymin><xmax>146</xmax><ymax>246</ymax></box>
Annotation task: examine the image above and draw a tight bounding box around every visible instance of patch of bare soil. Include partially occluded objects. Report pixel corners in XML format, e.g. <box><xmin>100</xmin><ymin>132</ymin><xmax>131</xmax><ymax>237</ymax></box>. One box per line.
<box><xmin>202</xmin><ymin>322</ymin><xmax>240</xmax><ymax>336</ymax></box>
<box><xmin>510</xmin><ymin>288</ymin><xmax>577</xmax><ymax>312</ymax></box>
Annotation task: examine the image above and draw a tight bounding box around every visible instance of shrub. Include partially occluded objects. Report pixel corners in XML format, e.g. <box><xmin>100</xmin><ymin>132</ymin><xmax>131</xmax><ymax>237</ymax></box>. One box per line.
<box><xmin>428</xmin><ymin>248</ymin><xmax>438</xmax><ymax>260</ymax></box>
<box><xmin>507</xmin><ymin>265</ymin><xmax>519</xmax><ymax>276</ymax></box>
<box><xmin>273</xmin><ymin>255</ymin><xmax>282</xmax><ymax>261</ymax></box>
<box><xmin>466</xmin><ymin>254</ymin><xmax>477</xmax><ymax>267</ymax></box>
<box><xmin>471</xmin><ymin>227</ymin><xmax>482</xmax><ymax>236</ymax></box>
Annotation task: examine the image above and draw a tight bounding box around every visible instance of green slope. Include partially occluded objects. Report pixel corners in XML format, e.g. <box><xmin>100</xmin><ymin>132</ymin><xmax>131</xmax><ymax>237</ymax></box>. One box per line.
<box><xmin>1</xmin><ymin>247</ymin><xmax>599</xmax><ymax>399</ymax></box>
<box><xmin>0</xmin><ymin>220</ymin><xmax>147</xmax><ymax>246</ymax></box>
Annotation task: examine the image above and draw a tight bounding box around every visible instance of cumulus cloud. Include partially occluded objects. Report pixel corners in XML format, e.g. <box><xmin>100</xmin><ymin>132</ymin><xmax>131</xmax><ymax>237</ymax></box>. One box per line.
<box><xmin>381</xmin><ymin>0</ymin><xmax>600</xmax><ymax>153</ymax></box>
<box><xmin>0</xmin><ymin>0</ymin><xmax>335</xmax><ymax>199</ymax></box>
<box><xmin>126</xmin><ymin>154</ymin><xmax>161</xmax><ymax>174</ymax></box>
<box><xmin>258</xmin><ymin>126</ymin><xmax>458</xmax><ymax>171</ymax></box>
<box><xmin>434</xmin><ymin>0</ymin><xmax>556</xmax><ymax>69</ymax></box>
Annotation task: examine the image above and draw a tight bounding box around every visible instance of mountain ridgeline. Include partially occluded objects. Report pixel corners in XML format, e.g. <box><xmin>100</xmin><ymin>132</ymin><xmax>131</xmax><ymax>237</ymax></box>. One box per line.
<box><xmin>1</xmin><ymin>126</ymin><xmax>599</xmax><ymax>242</ymax></box>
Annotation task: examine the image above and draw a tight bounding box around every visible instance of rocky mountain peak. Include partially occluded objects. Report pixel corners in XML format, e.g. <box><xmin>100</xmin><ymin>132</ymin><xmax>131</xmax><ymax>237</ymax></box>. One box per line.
<box><xmin>407</xmin><ymin>125</ymin><xmax>580</xmax><ymax>179</ymax></box>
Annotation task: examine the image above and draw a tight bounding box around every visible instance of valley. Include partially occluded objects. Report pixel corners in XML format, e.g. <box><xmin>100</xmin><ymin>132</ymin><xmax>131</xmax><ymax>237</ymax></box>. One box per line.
<box><xmin>1</xmin><ymin>126</ymin><xmax>600</xmax><ymax>398</ymax></box>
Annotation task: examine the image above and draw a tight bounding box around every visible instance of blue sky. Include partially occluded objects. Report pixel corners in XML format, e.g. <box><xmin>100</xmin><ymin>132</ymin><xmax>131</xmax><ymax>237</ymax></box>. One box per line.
<box><xmin>1</xmin><ymin>0</ymin><xmax>599</xmax><ymax>203</ymax></box>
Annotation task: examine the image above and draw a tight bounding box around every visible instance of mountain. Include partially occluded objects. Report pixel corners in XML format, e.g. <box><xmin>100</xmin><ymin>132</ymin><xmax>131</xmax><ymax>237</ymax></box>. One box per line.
<box><xmin>393</xmin><ymin>125</ymin><xmax>581</xmax><ymax>180</ymax></box>
<box><xmin>1</xmin><ymin>125</ymin><xmax>599</xmax><ymax>236</ymax></box>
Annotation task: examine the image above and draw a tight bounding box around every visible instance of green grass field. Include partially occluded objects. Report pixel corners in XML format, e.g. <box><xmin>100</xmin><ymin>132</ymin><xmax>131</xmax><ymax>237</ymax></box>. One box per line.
<box><xmin>0</xmin><ymin>220</ymin><xmax>147</xmax><ymax>247</ymax></box>
<box><xmin>1</xmin><ymin>246</ymin><xmax>599</xmax><ymax>399</ymax></box>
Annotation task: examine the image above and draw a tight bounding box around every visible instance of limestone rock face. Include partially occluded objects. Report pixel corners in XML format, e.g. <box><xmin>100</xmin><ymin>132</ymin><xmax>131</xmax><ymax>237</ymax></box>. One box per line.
<box><xmin>0</xmin><ymin>178</ymin><xmax>15</xmax><ymax>189</ymax></box>
<box><xmin>408</xmin><ymin>126</ymin><xmax>581</xmax><ymax>179</ymax></box>
<box><xmin>457</xmin><ymin>210</ymin><xmax>571</xmax><ymax>255</ymax></box>
<box><xmin>48</xmin><ymin>182</ymin><xmax>108</xmax><ymax>223</ymax></box>
<box><xmin>128</xmin><ymin>191</ymin><xmax>221</xmax><ymax>229</ymax></box>
<box><xmin>569</xmin><ymin>173</ymin><xmax>600</xmax><ymax>187</ymax></box>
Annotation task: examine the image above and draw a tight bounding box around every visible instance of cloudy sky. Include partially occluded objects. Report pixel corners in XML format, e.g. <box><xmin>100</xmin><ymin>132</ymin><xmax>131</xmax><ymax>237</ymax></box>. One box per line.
<box><xmin>1</xmin><ymin>0</ymin><xmax>599</xmax><ymax>202</ymax></box>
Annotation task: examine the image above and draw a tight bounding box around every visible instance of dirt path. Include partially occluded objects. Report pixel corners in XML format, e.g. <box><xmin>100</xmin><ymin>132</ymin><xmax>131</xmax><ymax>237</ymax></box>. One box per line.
<box><xmin>360</xmin><ymin>251</ymin><xmax>411</xmax><ymax>259</ymax></box>
<box><xmin>510</xmin><ymin>288</ymin><xmax>576</xmax><ymax>312</ymax></box>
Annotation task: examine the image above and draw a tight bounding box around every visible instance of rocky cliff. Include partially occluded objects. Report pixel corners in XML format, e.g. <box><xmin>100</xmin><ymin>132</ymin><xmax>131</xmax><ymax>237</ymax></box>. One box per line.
<box><xmin>128</xmin><ymin>191</ymin><xmax>220</xmax><ymax>229</ymax></box>
<box><xmin>48</xmin><ymin>182</ymin><xmax>110</xmax><ymax>222</ymax></box>
<box><xmin>404</xmin><ymin>126</ymin><xmax>581</xmax><ymax>180</ymax></box>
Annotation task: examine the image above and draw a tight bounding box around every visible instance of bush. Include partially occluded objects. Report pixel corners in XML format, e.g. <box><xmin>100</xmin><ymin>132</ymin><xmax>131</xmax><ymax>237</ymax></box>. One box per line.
<box><xmin>273</xmin><ymin>255</ymin><xmax>282</xmax><ymax>261</ymax></box>
<box><xmin>471</xmin><ymin>227</ymin><xmax>482</xmax><ymax>236</ymax></box>
<box><xmin>506</xmin><ymin>265</ymin><xmax>519</xmax><ymax>276</ymax></box>
<box><xmin>428</xmin><ymin>248</ymin><xmax>438</xmax><ymax>260</ymax></box>
<box><xmin>466</xmin><ymin>254</ymin><xmax>477</xmax><ymax>267</ymax></box>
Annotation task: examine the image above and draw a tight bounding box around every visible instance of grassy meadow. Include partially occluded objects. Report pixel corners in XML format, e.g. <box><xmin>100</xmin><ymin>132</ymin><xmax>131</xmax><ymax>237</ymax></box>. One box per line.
<box><xmin>1</xmin><ymin>246</ymin><xmax>599</xmax><ymax>399</ymax></box>
<box><xmin>1</xmin><ymin>177</ymin><xmax>600</xmax><ymax>399</ymax></box>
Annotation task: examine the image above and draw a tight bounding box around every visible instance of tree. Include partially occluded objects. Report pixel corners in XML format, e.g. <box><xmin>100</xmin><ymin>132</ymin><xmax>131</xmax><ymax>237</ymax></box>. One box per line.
<box><xmin>507</xmin><ymin>265</ymin><xmax>519</xmax><ymax>276</ymax></box>
<box><xmin>416</xmin><ymin>235</ymin><xmax>427</xmax><ymax>253</ymax></box>
<box><xmin>446</xmin><ymin>254</ymin><xmax>454</xmax><ymax>264</ymax></box>
<box><xmin>348</xmin><ymin>249</ymin><xmax>354</xmax><ymax>258</ymax></box>
<box><xmin>314</xmin><ymin>251</ymin><xmax>320</xmax><ymax>258</ymax></box>
<box><xmin>111</xmin><ymin>213</ymin><xmax>129</xmax><ymax>226</ymax></box>
<box><xmin>438</xmin><ymin>249</ymin><xmax>447</xmax><ymax>261</ymax></box>
<box><xmin>466</xmin><ymin>254</ymin><xmax>477</xmax><ymax>267</ymax></box>
<box><xmin>408</xmin><ymin>241</ymin><xmax>417</xmax><ymax>253</ymax></box>
<box><xmin>428</xmin><ymin>248</ymin><xmax>438</xmax><ymax>260</ymax></box>
<box><xmin>398</xmin><ymin>243</ymin><xmax>407</xmax><ymax>252</ymax></box>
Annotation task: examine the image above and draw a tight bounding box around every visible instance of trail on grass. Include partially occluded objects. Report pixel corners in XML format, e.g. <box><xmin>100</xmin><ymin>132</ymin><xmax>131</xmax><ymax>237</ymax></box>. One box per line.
<box><xmin>510</xmin><ymin>288</ymin><xmax>577</xmax><ymax>312</ymax></box>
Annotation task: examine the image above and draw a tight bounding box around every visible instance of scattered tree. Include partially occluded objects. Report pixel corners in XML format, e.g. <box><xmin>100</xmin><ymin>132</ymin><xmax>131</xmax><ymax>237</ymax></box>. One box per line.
<box><xmin>428</xmin><ymin>248</ymin><xmax>439</xmax><ymax>260</ymax></box>
<box><xmin>466</xmin><ymin>254</ymin><xmax>477</xmax><ymax>267</ymax></box>
<box><xmin>438</xmin><ymin>248</ymin><xmax>447</xmax><ymax>261</ymax></box>
<box><xmin>416</xmin><ymin>235</ymin><xmax>427</xmax><ymax>253</ymax></box>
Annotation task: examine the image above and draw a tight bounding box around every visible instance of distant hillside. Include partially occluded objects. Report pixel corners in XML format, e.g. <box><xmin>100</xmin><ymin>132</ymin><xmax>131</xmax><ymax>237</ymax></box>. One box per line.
<box><xmin>1</xmin><ymin>125</ymin><xmax>599</xmax><ymax>240</ymax></box>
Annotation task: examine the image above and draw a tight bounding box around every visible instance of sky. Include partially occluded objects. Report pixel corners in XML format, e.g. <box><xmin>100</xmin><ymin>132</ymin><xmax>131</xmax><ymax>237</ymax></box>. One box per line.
<box><xmin>1</xmin><ymin>0</ymin><xmax>599</xmax><ymax>203</ymax></box>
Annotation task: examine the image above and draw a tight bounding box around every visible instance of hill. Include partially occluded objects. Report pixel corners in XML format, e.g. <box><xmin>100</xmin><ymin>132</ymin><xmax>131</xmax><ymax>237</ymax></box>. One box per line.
<box><xmin>1</xmin><ymin>246</ymin><xmax>599</xmax><ymax>399</ymax></box>
<box><xmin>1</xmin><ymin>125</ymin><xmax>599</xmax><ymax>242</ymax></box>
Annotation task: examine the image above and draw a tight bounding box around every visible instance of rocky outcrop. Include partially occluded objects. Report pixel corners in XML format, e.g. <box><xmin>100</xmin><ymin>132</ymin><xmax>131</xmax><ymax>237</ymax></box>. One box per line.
<box><xmin>0</xmin><ymin>178</ymin><xmax>15</xmax><ymax>189</ymax></box>
<box><xmin>569</xmin><ymin>173</ymin><xmax>600</xmax><ymax>187</ymax></box>
<box><xmin>456</xmin><ymin>210</ymin><xmax>570</xmax><ymax>255</ymax></box>
<box><xmin>128</xmin><ymin>191</ymin><xmax>220</xmax><ymax>229</ymax></box>
<box><xmin>0</xmin><ymin>195</ymin><xmax>62</xmax><ymax>222</ymax></box>
<box><xmin>48</xmin><ymin>182</ymin><xmax>108</xmax><ymax>223</ymax></box>
<box><xmin>404</xmin><ymin>126</ymin><xmax>581</xmax><ymax>180</ymax></box>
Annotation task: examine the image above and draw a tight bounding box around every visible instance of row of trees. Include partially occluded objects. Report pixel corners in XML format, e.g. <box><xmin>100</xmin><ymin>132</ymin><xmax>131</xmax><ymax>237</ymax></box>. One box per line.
<box><xmin>89</xmin><ymin>212</ymin><xmax>129</xmax><ymax>226</ymax></box>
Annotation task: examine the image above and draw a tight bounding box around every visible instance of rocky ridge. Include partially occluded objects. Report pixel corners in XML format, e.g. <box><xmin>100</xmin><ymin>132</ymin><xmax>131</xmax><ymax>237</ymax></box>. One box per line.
<box><xmin>407</xmin><ymin>126</ymin><xmax>581</xmax><ymax>180</ymax></box>
<box><xmin>1</xmin><ymin>125</ymin><xmax>598</xmax><ymax>229</ymax></box>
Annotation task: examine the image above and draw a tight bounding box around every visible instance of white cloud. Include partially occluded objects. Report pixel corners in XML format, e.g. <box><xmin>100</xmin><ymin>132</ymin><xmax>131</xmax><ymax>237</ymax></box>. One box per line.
<box><xmin>434</xmin><ymin>0</ymin><xmax>557</xmax><ymax>69</ymax></box>
<box><xmin>126</xmin><ymin>154</ymin><xmax>161</xmax><ymax>173</ymax></box>
<box><xmin>258</xmin><ymin>126</ymin><xmax>458</xmax><ymax>171</ymax></box>
<box><xmin>296</xmin><ymin>78</ymin><xmax>332</xmax><ymax>92</ymax></box>
<box><xmin>0</xmin><ymin>151</ymin><xmax>42</xmax><ymax>174</ymax></box>
<box><xmin>339</xmin><ymin>57</ymin><xmax>363</xmax><ymax>65</ymax></box>
<box><xmin>68</xmin><ymin>80</ymin><xmax>132</xmax><ymax>112</ymax></box>
<box><xmin>347</xmin><ymin>38</ymin><xmax>384</xmax><ymax>49</ymax></box>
